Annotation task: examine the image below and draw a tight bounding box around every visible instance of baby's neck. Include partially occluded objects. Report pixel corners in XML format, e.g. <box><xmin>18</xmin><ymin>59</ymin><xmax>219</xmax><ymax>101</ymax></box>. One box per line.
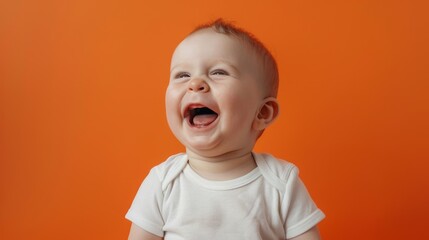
<box><xmin>187</xmin><ymin>152</ymin><xmax>257</xmax><ymax>181</ymax></box>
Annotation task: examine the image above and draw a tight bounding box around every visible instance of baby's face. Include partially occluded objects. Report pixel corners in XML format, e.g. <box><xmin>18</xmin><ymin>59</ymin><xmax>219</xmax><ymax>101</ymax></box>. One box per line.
<box><xmin>166</xmin><ymin>29</ymin><xmax>266</xmax><ymax>158</ymax></box>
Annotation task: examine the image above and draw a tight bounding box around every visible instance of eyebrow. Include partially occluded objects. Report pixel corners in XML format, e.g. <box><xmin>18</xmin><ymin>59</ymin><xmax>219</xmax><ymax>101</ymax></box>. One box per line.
<box><xmin>215</xmin><ymin>60</ymin><xmax>240</xmax><ymax>73</ymax></box>
<box><xmin>170</xmin><ymin>60</ymin><xmax>240</xmax><ymax>74</ymax></box>
<box><xmin>170</xmin><ymin>63</ymin><xmax>188</xmax><ymax>74</ymax></box>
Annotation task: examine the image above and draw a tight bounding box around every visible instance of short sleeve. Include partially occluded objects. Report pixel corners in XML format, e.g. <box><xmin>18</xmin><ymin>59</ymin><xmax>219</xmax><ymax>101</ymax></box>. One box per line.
<box><xmin>125</xmin><ymin>168</ymin><xmax>165</xmax><ymax>237</ymax></box>
<box><xmin>282</xmin><ymin>168</ymin><xmax>325</xmax><ymax>239</ymax></box>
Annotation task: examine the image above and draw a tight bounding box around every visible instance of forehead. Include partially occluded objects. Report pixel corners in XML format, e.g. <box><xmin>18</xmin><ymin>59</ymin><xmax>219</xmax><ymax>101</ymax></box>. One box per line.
<box><xmin>171</xmin><ymin>29</ymin><xmax>257</xmax><ymax>69</ymax></box>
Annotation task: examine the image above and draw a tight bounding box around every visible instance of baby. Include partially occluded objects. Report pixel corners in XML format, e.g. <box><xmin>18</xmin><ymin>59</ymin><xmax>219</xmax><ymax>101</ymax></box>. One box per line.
<box><xmin>126</xmin><ymin>19</ymin><xmax>325</xmax><ymax>240</ymax></box>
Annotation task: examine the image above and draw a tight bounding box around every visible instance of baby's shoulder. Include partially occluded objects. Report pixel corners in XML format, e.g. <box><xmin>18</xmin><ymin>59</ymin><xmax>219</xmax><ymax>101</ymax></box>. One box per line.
<box><xmin>151</xmin><ymin>153</ymin><xmax>188</xmax><ymax>190</ymax></box>
<box><xmin>254</xmin><ymin>153</ymin><xmax>300</xmax><ymax>191</ymax></box>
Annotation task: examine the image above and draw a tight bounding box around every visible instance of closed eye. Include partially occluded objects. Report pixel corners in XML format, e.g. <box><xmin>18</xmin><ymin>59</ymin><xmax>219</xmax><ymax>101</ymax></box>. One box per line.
<box><xmin>175</xmin><ymin>72</ymin><xmax>191</xmax><ymax>79</ymax></box>
<box><xmin>210</xmin><ymin>69</ymin><xmax>229</xmax><ymax>76</ymax></box>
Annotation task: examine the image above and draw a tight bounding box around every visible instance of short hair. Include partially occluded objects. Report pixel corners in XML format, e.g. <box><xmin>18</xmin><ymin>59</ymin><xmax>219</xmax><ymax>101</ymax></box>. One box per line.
<box><xmin>190</xmin><ymin>19</ymin><xmax>279</xmax><ymax>97</ymax></box>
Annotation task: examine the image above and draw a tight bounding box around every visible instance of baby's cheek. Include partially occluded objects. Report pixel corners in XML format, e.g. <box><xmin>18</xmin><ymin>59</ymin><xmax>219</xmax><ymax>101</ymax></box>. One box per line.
<box><xmin>165</xmin><ymin>90</ymin><xmax>181</xmax><ymax>111</ymax></box>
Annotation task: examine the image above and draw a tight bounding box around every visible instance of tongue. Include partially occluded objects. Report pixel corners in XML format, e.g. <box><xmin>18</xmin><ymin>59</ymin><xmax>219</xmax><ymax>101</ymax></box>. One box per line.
<box><xmin>192</xmin><ymin>114</ymin><xmax>217</xmax><ymax>126</ymax></box>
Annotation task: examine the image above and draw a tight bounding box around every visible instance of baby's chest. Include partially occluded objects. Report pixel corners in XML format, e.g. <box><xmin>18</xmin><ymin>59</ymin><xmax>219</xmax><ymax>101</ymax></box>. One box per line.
<box><xmin>161</xmin><ymin>178</ymin><xmax>286</xmax><ymax>240</ymax></box>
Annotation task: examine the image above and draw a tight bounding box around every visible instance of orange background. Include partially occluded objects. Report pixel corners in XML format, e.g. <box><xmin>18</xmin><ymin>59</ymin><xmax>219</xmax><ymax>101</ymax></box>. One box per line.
<box><xmin>1</xmin><ymin>0</ymin><xmax>428</xmax><ymax>239</ymax></box>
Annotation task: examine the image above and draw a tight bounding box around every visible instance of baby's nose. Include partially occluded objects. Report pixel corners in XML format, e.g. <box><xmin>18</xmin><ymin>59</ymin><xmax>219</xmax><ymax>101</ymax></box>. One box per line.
<box><xmin>188</xmin><ymin>78</ymin><xmax>209</xmax><ymax>93</ymax></box>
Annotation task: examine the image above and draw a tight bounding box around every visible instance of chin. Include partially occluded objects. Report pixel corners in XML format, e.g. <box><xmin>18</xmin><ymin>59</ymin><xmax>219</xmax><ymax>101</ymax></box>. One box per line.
<box><xmin>186</xmin><ymin>140</ymin><xmax>219</xmax><ymax>152</ymax></box>
<box><xmin>183</xmin><ymin>139</ymin><xmax>224</xmax><ymax>155</ymax></box>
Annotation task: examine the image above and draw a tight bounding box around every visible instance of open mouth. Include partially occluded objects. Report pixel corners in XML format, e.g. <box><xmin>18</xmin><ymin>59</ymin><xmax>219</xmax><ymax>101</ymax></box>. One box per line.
<box><xmin>185</xmin><ymin>105</ymin><xmax>218</xmax><ymax>127</ymax></box>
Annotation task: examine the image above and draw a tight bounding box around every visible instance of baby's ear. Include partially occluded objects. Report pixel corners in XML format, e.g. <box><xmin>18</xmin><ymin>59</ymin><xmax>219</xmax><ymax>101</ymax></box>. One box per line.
<box><xmin>252</xmin><ymin>97</ymin><xmax>280</xmax><ymax>131</ymax></box>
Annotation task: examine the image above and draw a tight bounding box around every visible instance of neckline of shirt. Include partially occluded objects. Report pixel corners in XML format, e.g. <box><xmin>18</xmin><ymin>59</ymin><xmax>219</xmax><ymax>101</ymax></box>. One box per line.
<box><xmin>183</xmin><ymin>155</ymin><xmax>263</xmax><ymax>191</ymax></box>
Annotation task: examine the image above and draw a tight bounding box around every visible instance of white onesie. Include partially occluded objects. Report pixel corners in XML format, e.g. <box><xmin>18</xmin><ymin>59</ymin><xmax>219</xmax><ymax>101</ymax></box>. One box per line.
<box><xmin>126</xmin><ymin>153</ymin><xmax>325</xmax><ymax>239</ymax></box>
